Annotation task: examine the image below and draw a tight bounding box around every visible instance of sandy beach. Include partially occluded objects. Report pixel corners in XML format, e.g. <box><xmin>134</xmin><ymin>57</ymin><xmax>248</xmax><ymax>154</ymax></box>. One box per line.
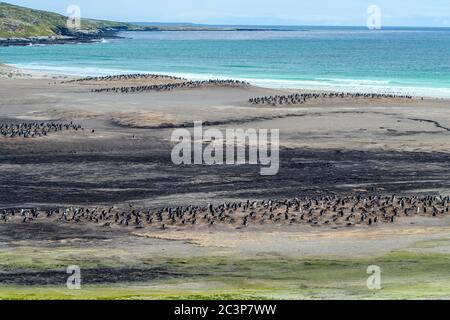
<box><xmin>1</xmin><ymin>64</ymin><xmax>450</xmax><ymax>299</ymax></box>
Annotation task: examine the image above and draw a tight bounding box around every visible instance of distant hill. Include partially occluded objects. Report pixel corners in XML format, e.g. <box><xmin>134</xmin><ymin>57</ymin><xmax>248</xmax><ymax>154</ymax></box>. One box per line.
<box><xmin>0</xmin><ymin>2</ymin><xmax>133</xmax><ymax>38</ymax></box>
<box><xmin>0</xmin><ymin>2</ymin><xmax>281</xmax><ymax>45</ymax></box>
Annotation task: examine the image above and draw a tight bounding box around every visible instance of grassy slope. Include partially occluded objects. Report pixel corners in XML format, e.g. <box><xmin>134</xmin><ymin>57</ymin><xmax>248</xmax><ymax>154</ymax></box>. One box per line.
<box><xmin>0</xmin><ymin>239</ymin><xmax>449</xmax><ymax>300</ymax></box>
<box><xmin>0</xmin><ymin>2</ymin><xmax>237</xmax><ymax>38</ymax></box>
<box><xmin>0</xmin><ymin>2</ymin><xmax>131</xmax><ymax>37</ymax></box>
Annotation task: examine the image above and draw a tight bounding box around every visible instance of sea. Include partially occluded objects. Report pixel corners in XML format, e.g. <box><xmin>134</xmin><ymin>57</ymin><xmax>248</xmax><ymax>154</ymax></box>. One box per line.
<box><xmin>1</xmin><ymin>26</ymin><xmax>450</xmax><ymax>97</ymax></box>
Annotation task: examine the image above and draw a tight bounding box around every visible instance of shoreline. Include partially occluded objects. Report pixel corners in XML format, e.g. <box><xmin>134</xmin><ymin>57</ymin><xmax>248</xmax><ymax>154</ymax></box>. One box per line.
<box><xmin>2</xmin><ymin>61</ymin><xmax>450</xmax><ymax>300</ymax></box>
<box><xmin>0</xmin><ymin>35</ymin><xmax>123</xmax><ymax>47</ymax></box>
<box><xmin>0</xmin><ymin>28</ymin><xmax>300</xmax><ymax>48</ymax></box>
<box><xmin>2</xmin><ymin>63</ymin><xmax>449</xmax><ymax>99</ymax></box>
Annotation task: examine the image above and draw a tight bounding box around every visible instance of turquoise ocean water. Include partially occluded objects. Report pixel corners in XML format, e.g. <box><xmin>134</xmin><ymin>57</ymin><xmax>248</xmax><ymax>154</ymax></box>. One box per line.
<box><xmin>1</xmin><ymin>27</ymin><xmax>450</xmax><ymax>97</ymax></box>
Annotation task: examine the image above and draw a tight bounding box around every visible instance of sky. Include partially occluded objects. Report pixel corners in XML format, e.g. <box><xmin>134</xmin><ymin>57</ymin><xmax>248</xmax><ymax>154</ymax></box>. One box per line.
<box><xmin>5</xmin><ymin>0</ymin><xmax>450</xmax><ymax>27</ymax></box>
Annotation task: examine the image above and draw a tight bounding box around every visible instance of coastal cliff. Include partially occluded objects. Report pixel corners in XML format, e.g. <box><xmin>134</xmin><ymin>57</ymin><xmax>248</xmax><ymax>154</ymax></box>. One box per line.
<box><xmin>0</xmin><ymin>2</ymin><xmax>283</xmax><ymax>46</ymax></box>
<box><xmin>0</xmin><ymin>2</ymin><xmax>135</xmax><ymax>45</ymax></box>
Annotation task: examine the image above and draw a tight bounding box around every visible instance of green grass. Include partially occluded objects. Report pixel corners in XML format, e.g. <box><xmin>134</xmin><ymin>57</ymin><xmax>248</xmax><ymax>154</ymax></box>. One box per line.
<box><xmin>0</xmin><ymin>2</ymin><xmax>237</xmax><ymax>38</ymax></box>
<box><xmin>0</xmin><ymin>2</ymin><xmax>132</xmax><ymax>37</ymax></box>
<box><xmin>1</xmin><ymin>249</ymin><xmax>449</xmax><ymax>300</ymax></box>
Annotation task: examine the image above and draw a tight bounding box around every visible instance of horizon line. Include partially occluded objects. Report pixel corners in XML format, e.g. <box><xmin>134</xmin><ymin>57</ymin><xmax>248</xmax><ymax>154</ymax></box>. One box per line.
<box><xmin>124</xmin><ymin>22</ymin><xmax>450</xmax><ymax>29</ymax></box>
<box><xmin>2</xmin><ymin>2</ymin><xmax>449</xmax><ymax>29</ymax></box>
